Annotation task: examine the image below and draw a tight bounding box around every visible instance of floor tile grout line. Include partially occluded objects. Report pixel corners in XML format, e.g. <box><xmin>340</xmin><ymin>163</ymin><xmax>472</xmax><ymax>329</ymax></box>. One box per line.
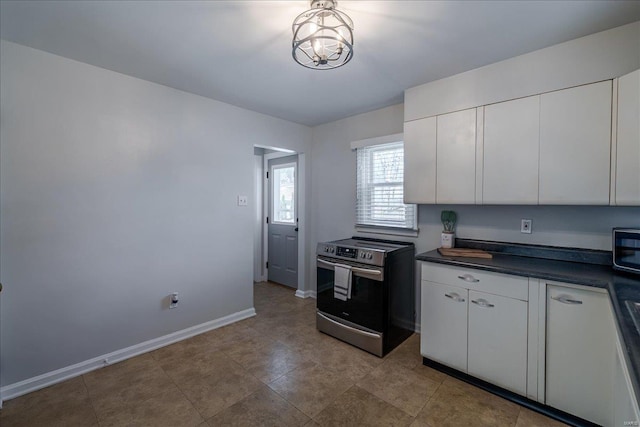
<box><xmin>80</xmin><ymin>374</ymin><xmax>103</xmax><ymax>426</ymax></box>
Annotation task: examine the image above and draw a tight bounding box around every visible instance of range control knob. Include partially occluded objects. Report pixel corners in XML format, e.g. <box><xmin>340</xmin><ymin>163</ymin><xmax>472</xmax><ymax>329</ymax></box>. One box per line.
<box><xmin>366</xmin><ymin>253</ymin><xmax>373</xmax><ymax>259</ymax></box>
<box><xmin>329</xmin><ymin>247</ymin><xmax>335</xmax><ymax>253</ymax></box>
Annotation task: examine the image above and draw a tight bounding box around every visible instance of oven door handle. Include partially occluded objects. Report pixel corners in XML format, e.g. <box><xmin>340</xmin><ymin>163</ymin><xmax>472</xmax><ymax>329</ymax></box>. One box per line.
<box><xmin>317</xmin><ymin>312</ymin><xmax>382</xmax><ymax>339</ymax></box>
<box><xmin>316</xmin><ymin>258</ymin><xmax>382</xmax><ymax>276</ymax></box>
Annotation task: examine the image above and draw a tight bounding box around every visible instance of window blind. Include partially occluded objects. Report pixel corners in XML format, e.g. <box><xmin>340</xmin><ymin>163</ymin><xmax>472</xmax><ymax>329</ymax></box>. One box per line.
<box><xmin>356</xmin><ymin>141</ymin><xmax>417</xmax><ymax>230</ymax></box>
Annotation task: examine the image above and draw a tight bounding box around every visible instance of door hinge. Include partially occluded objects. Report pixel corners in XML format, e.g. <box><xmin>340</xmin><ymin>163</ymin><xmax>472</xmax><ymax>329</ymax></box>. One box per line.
<box><xmin>266</xmin><ymin>261</ymin><xmax>269</xmax><ymax>269</ymax></box>
<box><xmin>266</xmin><ymin>216</ymin><xmax>269</xmax><ymax>224</ymax></box>
<box><xmin>266</xmin><ymin>171</ymin><xmax>269</xmax><ymax>179</ymax></box>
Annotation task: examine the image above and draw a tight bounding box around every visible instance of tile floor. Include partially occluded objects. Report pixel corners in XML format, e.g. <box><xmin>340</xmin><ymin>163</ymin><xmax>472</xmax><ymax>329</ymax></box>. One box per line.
<box><xmin>0</xmin><ymin>281</ymin><xmax>567</xmax><ymax>426</ymax></box>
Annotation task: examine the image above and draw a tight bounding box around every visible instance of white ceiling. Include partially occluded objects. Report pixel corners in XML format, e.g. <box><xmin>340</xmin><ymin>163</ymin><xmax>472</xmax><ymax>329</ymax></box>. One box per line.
<box><xmin>1</xmin><ymin>1</ymin><xmax>639</xmax><ymax>126</ymax></box>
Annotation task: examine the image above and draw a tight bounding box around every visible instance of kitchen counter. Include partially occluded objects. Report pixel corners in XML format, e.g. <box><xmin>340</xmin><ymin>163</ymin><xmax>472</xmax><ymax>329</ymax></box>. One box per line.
<box><xmin>416</xmin><ymin>239</ymin><xmax>640</xmax><ymax>408</ymax></box>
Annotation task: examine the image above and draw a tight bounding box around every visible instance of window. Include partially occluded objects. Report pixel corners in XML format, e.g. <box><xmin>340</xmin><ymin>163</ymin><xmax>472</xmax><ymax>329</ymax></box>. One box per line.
<box><xmin>356</xmin><ymin>141</ymin><xmax>417</xmax><ymax>231</ymax></box>
<box><xmin>272</xmin><ymin>162</ymin><xmax>296</xmax><ymax>224</ymax></box>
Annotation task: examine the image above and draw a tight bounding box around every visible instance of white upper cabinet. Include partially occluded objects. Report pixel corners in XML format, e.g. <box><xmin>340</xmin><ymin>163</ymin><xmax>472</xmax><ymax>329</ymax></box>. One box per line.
<box><xmin>436</xmin><ymin>108</ymin><xmax>477</xmax><ymax>204</ymax></box>
<box><xmin>483</xmin><ymin>96</ymin><xmax>540</xmax><ymax>204</ymax></box>
<box><xmin>539</xmin><ymin>81</ymin><xmax>612</xmax><ymax>205</ymax></box>
<box><xmin>614</xmin><ymin>69</ymin><xmax>640</xmax><ymax>205</ymax></box>
<box><xmin>404</xmin><ymin>117</ymin><xmax>436</xmax><ymax>204</ymax></box>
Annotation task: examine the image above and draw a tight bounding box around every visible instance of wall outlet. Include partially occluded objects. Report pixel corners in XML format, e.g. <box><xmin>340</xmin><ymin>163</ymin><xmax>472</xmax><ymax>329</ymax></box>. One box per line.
<box><xmin>237</xmin><ymin>195</ymin><xmax>248</xmax><ymax>206</ymax></box>
<box><xmin>521</xmin><ymin>219</ymin><xmax>532</xmax><ymax>234</ymax></box>
<box><xmin>169</xmin><ymin>292</ymin><xmax>179</xmax><ymax>309</ymax></box>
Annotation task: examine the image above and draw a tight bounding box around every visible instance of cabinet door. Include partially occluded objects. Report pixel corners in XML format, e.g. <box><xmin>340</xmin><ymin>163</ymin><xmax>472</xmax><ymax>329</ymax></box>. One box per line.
<box><xmin>614</xmin><ymin>345</ymin><xmax>640</xmax><ymax>427</ymax></box>
<box><xmin>546</xmin><ymin>285</ymin><xmax>614</xmax><ymax>426</ymax></box>
<box><xmin>483</xmin><ymin>96</ymin><xmax>540</xmax><ymax>204</ymax></box>
<box><xmin>468</xmin><ymin>290</ymin><xmax>528</xmax><ymax>395</ymax></box>
<box><xmin>539</xmin><ymin>81</ymin><xmax>612</xmax><ymax>204</ymax></box>
<box><xmin>615</xmin><ymin>69</ymin><xmax>640</xmax><ymax>205</ymax></box>
<box><xmin>404</xmin><ymin>117</ymin><xmax>436</xmax><ymax>204</ymax></box>
<box><xmin>436</xmin><ymin>108</ymin><xmax>477</xmax><ymax>204</ymax></box>
<box><xmin>420</xmin><ymin>281</ymin><xmax>468</xmax><ymax>372</ymax></box>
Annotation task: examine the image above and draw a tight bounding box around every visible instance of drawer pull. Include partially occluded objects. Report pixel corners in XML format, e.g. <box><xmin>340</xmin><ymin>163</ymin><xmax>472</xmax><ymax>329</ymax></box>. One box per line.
<box><xmin>471</xmin><ymin>299</ymin><xmax>495</xmax><ymax>308</ymax></box>
<box><xmin>551</xmin><ymin>295</ymin><xmax>583</xmax><ymax>305</ymax></box>
<box><xmin>457</xmin><ymin>274</ymin><xmax>480</xmax><ymax>283</ymax></box>
<box><xmin>445</xmin><ymin>292</ymin><xmax>465</xmax><ymax>303</ymax></box>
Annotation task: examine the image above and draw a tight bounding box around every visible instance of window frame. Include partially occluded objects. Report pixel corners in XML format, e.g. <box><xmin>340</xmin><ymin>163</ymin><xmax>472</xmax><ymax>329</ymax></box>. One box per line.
<box><xmin>270</xmin><ymin>161</ymin><xmax>297</xmax><ymax>226</ymax></box>
<box><xmin>353</xmin><ymin>136</ymin><xmax>418</xmax><ymax>236</ymax></box>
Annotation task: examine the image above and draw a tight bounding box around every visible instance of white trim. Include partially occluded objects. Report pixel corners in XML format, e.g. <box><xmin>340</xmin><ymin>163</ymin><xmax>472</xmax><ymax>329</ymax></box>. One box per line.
<box><xmin>254</xmin><ymin>144</ymin><xmax>296</xmax><ymax>154</ymax></box>
<box><xmin>355</xmin><ymin>226</ymin><xmax>419</xmax><ymax>238</ymax></box>
<box><xmin>295</xmin><ymin>289</ymin><xmax>317</xmax><ymax>299</ymax></box>
<box><xmin>350</xmin><ymin>133</ymin><xmax>404</xmax><ymax>150</ymax></box>
<box><xmin>297</xmin><ymin>153</ymin><xmax>307</xmax><ymax>295</ymax></box>
<box><xmin>0</xmin><ymin>308</ymin><xmax>256</xmax><ymax>404</ymax></box>
<box><xmin>254</xmin><ymin>154</ymin><xmax>265</xmax><ymax>282</ymax></box>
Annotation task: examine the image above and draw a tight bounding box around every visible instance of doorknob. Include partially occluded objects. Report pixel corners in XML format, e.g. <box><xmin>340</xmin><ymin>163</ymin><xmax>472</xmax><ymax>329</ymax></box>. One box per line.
<box><xmin>295</xmin><ymin>227</ymin><xmax>299</xmax><ymax>232</ymax></box>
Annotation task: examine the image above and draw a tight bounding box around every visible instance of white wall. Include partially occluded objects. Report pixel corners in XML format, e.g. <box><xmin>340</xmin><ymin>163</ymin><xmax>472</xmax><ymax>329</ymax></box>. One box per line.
<box><xmin>310</xmin><ymin>23</ymin><xmax>640</xmax><ymax>326</ymax></box>
<box><xmin>0</xmin><ymin>40</ymin><xmax>311</xmax><ymax>388</ymax></box>
<box><xmin>405</xmin><ymin>21</ymin><xmax>640</xmax><ymax>121</ymax></box>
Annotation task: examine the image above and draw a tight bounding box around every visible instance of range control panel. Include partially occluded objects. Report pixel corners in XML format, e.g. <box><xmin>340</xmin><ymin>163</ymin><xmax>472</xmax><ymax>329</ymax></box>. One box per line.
<box><xmin>336</xmin><ymin>246</ymin><xmax>357</xmax><ymax>259</ymax></box>
<box><xmin>317</xmin><ymin>244</ymin><xmax>385</xmax><ymax>266</ymax></box>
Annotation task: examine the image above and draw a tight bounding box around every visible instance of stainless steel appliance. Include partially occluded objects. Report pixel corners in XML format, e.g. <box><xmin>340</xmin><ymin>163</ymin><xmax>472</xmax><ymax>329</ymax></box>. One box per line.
<box><xmin>613</xmin><ymin>228</ymin><xmax>640</xmax><ymax>275</ymax></box>
<box><xmin>316</xmin><ymin>237</ymin><xmax>415</xmax><ymax>357</ymax></box>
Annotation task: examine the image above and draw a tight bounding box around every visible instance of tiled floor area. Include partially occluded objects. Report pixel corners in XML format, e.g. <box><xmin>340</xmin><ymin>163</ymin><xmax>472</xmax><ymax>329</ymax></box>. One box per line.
<box><xmin>1</xmin><ymin>281</ymin><xmax>567</xmax><ymax>426</ymax></box>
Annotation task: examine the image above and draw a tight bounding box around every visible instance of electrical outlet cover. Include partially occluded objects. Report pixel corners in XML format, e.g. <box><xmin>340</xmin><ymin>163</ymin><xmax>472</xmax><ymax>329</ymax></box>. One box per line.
<box><xmin>521</xmin><ymin>219</ymin><xmax>532</xmax><ymax>234</ymax></box>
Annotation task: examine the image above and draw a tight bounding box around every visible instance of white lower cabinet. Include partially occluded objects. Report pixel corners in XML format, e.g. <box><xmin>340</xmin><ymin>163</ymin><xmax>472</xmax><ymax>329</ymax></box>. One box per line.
<box><xmin>420</xmin><ymin>263</ymin><xmax>529</xmax><ymax>395</ymax></box>
<box><xmin>468</xmin><ymin>290</ymin><xmax>528</xmax><ymax>395</ymax></box>
<box><xmin>421</xmin><ymin>263</ymin><xmax>638</xmax><ymax>426</ymax></box>
<box><xmin>615</xmin><ymin>342</ymin><xmax>640</xmax><ymax>427</ymax></box>
<box><xmin>421</xmin><ymin>281</ymin><xmax>468</xmax><ymax>372</ymax></box>
<box><xmin>546</xmin><ymin>284</ymin><xmax>615</xmax><ymax>426</ymax></box>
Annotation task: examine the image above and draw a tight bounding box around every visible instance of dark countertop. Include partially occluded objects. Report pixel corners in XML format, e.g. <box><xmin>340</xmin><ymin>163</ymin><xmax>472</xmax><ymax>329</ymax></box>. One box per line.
<box><xmin>416</xmin><ymin>239</ymin><xmax>640</xmax><ymax>408</ymax></box>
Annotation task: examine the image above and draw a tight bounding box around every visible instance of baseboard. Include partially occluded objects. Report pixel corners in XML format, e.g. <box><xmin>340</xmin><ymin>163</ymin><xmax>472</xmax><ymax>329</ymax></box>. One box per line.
<box><xmin>0</xmin><ymin>307</ymin><xmax>256</xmax><ymax>404</ymax></box>
<box><xmin>295</xmin><ymin>289</ymin><xmax>317</xmax><ymax>299</ymax></box>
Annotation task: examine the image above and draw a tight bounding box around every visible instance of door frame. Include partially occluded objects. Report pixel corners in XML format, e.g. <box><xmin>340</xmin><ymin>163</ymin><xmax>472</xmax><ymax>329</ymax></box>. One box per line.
<box><xmin>261</xmin><ymin>151</ymin><xmax>306</xmax><ymax>296</ymax></box>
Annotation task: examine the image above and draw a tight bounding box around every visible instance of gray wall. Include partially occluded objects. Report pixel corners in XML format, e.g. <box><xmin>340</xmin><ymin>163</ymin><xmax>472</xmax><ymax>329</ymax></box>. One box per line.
<box><xmin>0</xmin><ymin>40</ymin><xmax>311</xmax><ymax>386</ymax></box>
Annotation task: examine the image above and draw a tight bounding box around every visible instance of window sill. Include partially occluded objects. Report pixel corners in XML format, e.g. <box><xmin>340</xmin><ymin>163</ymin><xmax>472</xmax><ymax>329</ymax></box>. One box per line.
<box><xmin>355</xmin><ymin>226</ymin><xmax>419</xmax><ymax>238</ymax></box>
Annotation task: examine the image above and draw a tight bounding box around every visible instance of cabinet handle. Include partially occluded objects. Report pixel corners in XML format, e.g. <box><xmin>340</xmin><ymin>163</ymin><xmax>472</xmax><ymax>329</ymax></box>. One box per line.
<box><xmin>471</xmin><ymin>299</ymin><xmax>495</xmax><ymax>308</ymax></box>
<box><xmin>445</xmin><ymin>292</ymin><xmax>465</xmax><ymax>303</ymax></box>
<box><xmin>457</xmin><ymin>274</ymin><xmax>479</xmax><ymax>283</ymax></box>
<box><xmin>551</xmin><ymin>295</ymin><xmax>583</xmax><ymax>305</ymax></box>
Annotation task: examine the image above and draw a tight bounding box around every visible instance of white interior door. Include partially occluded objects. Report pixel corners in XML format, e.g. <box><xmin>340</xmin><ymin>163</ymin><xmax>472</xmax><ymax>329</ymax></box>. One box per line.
<box><xmin>267</xmin><ymin>155</ymin><xmax>298</xmax><ymax>288</ymax></box>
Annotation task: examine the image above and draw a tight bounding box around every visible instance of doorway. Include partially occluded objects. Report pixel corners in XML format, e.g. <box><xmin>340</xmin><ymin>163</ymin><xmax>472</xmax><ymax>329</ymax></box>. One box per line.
<box><xmin>253</xmin><ymin>147</ymin><xmax>306</xmax><ymax>294</ymax></box>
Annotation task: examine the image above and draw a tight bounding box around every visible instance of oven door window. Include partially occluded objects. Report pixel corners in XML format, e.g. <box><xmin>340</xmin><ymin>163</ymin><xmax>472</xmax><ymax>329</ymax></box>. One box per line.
<box><xmin>317</xmin><ymin>265</ymin><xmax>385</xmax><ymax>332</ymax></box>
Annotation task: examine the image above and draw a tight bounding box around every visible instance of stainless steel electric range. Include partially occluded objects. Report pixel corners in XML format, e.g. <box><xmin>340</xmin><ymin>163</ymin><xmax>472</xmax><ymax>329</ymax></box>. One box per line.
<box><xmin>316</xmin><ymin>237</ymin><xmax>415</xmax><ymax>357</ymax></box>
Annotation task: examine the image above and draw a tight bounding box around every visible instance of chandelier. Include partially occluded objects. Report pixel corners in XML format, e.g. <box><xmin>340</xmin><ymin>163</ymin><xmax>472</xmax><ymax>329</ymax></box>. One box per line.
<box><xmin>292</xmin><ymin>0</ymin><xmax>354</xmax><ymax>70</ymax></box>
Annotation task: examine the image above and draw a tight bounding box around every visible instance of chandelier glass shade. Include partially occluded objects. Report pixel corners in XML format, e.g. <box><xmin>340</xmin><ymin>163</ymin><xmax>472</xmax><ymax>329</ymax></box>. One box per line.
<box><xmin>292</xmin><ymin>0</ymin><xmax>354</xmax><ymax>70</ymax></box>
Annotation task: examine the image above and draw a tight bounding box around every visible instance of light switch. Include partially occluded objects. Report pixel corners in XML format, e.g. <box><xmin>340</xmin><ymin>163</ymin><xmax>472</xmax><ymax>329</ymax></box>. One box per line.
<box><xmin>237</xmin><ymin>195</ymin><xmax>248</xmax><ymax>206</ymax></box>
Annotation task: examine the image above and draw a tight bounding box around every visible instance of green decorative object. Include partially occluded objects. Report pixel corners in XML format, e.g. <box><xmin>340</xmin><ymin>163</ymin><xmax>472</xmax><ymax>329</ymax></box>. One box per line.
<box><xmin>441</xmin><ymin>210</ymin><xmax>457</xmax><ymax>233</ymax></box>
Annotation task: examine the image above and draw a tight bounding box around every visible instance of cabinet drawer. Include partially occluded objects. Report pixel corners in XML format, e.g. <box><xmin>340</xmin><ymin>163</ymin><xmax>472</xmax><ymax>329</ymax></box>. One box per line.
<box><xmin>421</xmin><ymin>263</ymin><xmax>528</xmax><ymax>301</ymax></box>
